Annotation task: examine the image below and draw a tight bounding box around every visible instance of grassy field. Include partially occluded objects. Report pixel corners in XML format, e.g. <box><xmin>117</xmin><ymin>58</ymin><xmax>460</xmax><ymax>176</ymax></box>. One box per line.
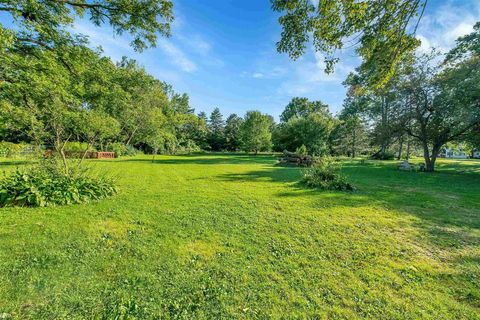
<box><xmin>0</xmin><ymin>154</ymin><xmax>479</xmax><ymax>319</ymax></box>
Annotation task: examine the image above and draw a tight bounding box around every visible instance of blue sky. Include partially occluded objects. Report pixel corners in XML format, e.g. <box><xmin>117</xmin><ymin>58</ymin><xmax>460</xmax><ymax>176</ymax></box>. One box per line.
<box><xmin>3</xmin><ymin>0</ymin><xmax>480</xmax><ymax>120</ymax></box>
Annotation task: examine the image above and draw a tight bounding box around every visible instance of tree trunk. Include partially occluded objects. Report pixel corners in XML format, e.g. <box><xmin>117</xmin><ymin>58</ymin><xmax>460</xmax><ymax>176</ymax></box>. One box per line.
<box><xmin>125</xmin><ymin>127</ymin><xmax>138</xmax><ymax>146</ymax></box>
<box><xmin>423</xmin><ymin>143</ymin><xmax>440</xmax><ymax>172</ymax></box>
<box><xmin>152</xmin><ymin>148</ymin><xmax>158</xmax><ymax>163</ymax></box>
<box><xmin>379</xmin><ymin>95</ymin><xmax>389</xmax><ymax>159</ymax></box>
<box><xmin>54</xmin><ymin>133</ymin><xmax>71</xmax><ymax>175</ymax></box>
<box><xmin>58</xmin><ymin>147</ymin><xmax>69</xmax><ymax>175</ymax></box>
<box><xmin>380</xmin><ymin>144</ymin><xmax>386</xmax><ymax>159</ymax></box>
<box><xmin>425</xmin><ymin>155</ymin><xmax>437</xmax><ymax>172</ymax></box>
<box><xmin>78</xmin><ymin>141</ymin><xmax>94</xmax><ymax>169</ymax></box>
<box><xmin>397</xmin><ymin>136</ymin><xmax>404</xmax><ymax>160</ymax></box>
<box><xmin>427</xmin><ymin>145</ymin><xmax>442</xmax><ymax>172</ymax></box>
<box><xmin>406</xmin><ymin>138</ymin><xmax>411</xmax><ymax>160</ymax></box>
<box><xmin>422</xmin><ymin>140</ymin><xmax>432</xmax><ymax>172</ymax></box>
<box><xmin>351</xmin><ymin>129</ymin><xmax>356</xmax><ymax>158</ymax></box>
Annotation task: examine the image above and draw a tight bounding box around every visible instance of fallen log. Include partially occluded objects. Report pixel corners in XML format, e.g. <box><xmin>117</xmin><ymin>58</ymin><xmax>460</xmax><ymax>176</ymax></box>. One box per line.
<box><xmin>278</xmin><ymin>150</ymin><xmax>314</xmax><ymax>167</ymax></box>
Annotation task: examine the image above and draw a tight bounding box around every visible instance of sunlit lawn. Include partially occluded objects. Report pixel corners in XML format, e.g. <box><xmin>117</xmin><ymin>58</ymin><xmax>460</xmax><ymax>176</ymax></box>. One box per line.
<box><xmin>0</xmin><ymin>154</ymin><xmax>479</xmax><ymax>319</ymax></box>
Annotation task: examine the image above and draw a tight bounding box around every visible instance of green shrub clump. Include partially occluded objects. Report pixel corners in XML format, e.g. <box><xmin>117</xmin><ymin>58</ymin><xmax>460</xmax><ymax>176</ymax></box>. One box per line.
<box><xmin>295</xmin><ymin>144</ymin><xmax>308</xmax><ymax>156</ymax></box>
<box><xmin>105</xmin><ymin>142</ymin><xmax>138</xmax><ymax>157</ymax></box>
<box><xmin>302</xmin><ymin>157</ymin><xmax>355</xmax><ymax>191</ymax></box>
<box><xmin>0</xmin><ymin>163</ymin><xmax>117</xmax><ymax>207</ymax></box>
<box><xmin>64</xmin><ymin>141</ymin><xmax>93</xmax><ymax>152</ymax></box>
<box><xmin>0</xmin><ymin>141</ymin><xmax>28</xmax><ymax>157</ymax></box>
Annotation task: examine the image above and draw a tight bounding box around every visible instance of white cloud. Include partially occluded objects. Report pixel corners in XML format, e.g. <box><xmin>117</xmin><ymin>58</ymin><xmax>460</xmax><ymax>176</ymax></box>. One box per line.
<box><xmin>158</xmin><ymin>40</ymin><xmax>198</xmax><ymax>73</ymax></box>
<box><xmin>191</xmin><ymin>36</ymin><xmax>211</xmax><ymax>56</ymax></box>
<box><xmin>279</xmin><ymin>48</ymin><xmax>356</xmax><ymax>95</ymax></box>
<box><xmin>71</xmin><ymin>21</ymin><xmax>133</xmax><ymax>61</ymax></box>
<box><xmin>174</xmin><ymin>33</ymin><xmax>225</xmax><ymax>68</ymax></box>
<box><xmin>416</xmin><ymin>34</ymin><xmax>432</xmax><ymax>54</ymax></box>
<box><xmin>176</xmin><ymin>33</ymin><xmax>211</xmax><ymax>56</ymax></box>
<box><xmin>416</xmin><ymin>1</ymin><xmax>480</xmax><ymax>53</ymax></box>
<box><xmin>248</xmin><ymin>67</ymin><xmax>287</xmax><ymax>79</ymax></box>
<box><xmin>270</xmin><ymin>66</ymin><xmax>287</xmax><ymax>77</ymax></box>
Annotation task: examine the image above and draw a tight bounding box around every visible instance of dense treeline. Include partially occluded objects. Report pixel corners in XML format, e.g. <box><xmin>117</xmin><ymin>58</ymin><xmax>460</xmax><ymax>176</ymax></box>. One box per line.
<box><xmin>0</xmin><ymin>0</ymin><xmax>479</xmax><ymax>174</ymax></box>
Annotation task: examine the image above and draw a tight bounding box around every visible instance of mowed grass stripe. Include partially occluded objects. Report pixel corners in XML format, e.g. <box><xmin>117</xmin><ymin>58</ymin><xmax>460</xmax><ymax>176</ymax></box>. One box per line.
<box><xmin>0</xmin><ymin>154</ymin><xmax>479</xmax><ymax>319</ymax></box>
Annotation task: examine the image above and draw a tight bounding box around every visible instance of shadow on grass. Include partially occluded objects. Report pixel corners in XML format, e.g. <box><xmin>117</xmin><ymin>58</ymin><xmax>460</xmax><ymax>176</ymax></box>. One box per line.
<box><xmin>0</xmin><ymin>160</ymin><xmax>34</xmax><ymax>166</ymax></box>
<box><xmin>219</xmin><ymin>165</ymin><xmax>302</xmax><ymax>184</ymax></box>
<box><xmin>217</xmin><ymin>161</ymin><xmax>480</xmax><ymax>251</ymax></box>
<box><xmin>119</xmin><ymin>154</ymin><xmax>277</xmax><ymax>166</ymax></box>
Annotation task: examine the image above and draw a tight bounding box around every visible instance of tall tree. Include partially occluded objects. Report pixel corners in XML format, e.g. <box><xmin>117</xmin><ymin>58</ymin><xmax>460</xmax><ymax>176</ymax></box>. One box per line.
<box><xmin>239</xmin><ymin>111</ymin><xmax>273</xmax><ymax>154</ymax></box>
<box><xmin>207</xmin><ymin>107</ymin><xmax>226</xmax><ymax>151</ymax></box>
<box><xmin>224</xmin><ymin>114</ymin><xmax>243</xmax><ymax>151</ymax></box>
<box><xmin>331</xmin><ymin>99</ymin><xmax>369</xmax><ymax>158</ymax></box>
<box><xmin>198</xmin><ymin>112</ymin><xmax>208</xmax><ymax>122</ymax></box>
<box><xmin>343</xmin><ymin>70</ymin><xmax>406</xmax><ymax>159</ymax></box>
<box><xmin>396</xmin><ymin>43</ymin><xmax>480</xmax><ymax>171</ymax></box>
<box><xmin>274</xmin><ymin>112</ymin><xmax>337</xmax><ymax>156</ymax></box>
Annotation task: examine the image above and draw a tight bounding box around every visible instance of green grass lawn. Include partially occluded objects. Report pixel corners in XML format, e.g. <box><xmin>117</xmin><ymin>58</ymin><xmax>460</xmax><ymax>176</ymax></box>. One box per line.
<box><xmin>1</xmin><ymin>154</ymin><xmax>479</xmax><ymax>319</ymax></box>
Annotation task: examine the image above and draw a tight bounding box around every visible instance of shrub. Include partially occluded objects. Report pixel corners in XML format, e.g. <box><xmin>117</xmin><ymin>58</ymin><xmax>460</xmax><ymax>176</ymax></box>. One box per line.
<box><xmin>0</xmin><ymin>141</ymin><xmax>27</xmax><ymax>157</ymax></box>
<box><xmin>295</xmin><ymin>144</ymin><xmax>308</xmax><ymax>156</ymax></box>
<box><xmin>64</xmin><ymin>141</ymin><xmax>93</xmax><ymax>152</ymax></box>
<box><xmin>302</xmin><ymin>157</ymin><xmax>355</xmax><ymax>191</ymax></box>
<box><xmin>105</xmin><ymin>142</ymin><xmax>137</xmax><ymax>157</ymax></box>
<box><xmin>0</xmin><ymin>161</ymin><xmax>117</xmax><ymax>207</ymax></box>
<box><xmin>176</xmin><ymin>141</ymin><xmax>202</xmax><ymax>154</ymax></box>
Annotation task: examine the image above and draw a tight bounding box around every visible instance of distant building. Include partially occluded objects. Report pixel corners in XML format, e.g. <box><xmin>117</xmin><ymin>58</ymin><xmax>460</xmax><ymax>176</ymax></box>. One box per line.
<box><xmin>473</xmin><ymin>148</ymin><xmax>480</xmax><ymax>159</ymax></box>
<box><xmin>440</xmin><ymin>145</ymin><xmax>469</xmax><ymax>159</ymax></box>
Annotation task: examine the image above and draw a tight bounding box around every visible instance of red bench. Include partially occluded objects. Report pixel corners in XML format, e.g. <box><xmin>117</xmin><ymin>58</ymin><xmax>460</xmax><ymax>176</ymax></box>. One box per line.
<box><xmin>43</xmin><ymin>150</ymin><xmax>116</xmax><ymax>159</ymax></box>
<box><xmin>95</xmin><ymin>152</ymin><xmax>115</xmax><ymax>159</ymax></box>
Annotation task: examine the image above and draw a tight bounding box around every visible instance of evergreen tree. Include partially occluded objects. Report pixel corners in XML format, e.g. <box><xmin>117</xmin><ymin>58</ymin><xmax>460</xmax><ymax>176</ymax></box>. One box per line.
<box><xmin>198</xmin><ymin>112</ymin><xmax>208</xmax><ymax>122</ymax></box>
<box><xmin>207</xmin><ymin>107</ymin><xmax>226</xmax><ymax>151</ymax></box>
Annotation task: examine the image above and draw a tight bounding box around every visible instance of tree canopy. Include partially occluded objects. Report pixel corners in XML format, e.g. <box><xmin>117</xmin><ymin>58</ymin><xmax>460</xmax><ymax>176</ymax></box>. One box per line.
<box><xmin>271</xmin><ymin>0</ymin><xmax>426</xmax><ymax>89</ymax></box>
<box><xmin>0</xmin><ymin>0</ymin><xmax>174</xmax><ymax>52</ymax></box>
<box><xmin>280</xmin><ymin>97</ymin><xmax>329</xmax><ymax>123</ymax></box>
<box><xmin>239</xmin><ymin>111</ymin><xmax>273</xmax><ymax>154</ymax></box>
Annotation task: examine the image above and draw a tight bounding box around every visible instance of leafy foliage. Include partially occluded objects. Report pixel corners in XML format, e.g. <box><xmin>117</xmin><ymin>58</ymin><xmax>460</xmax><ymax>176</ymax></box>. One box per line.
<box><xmin>0</xmin><ymin>161</ymin><xmax>117</xmax><ymax>207</ymax></box>
<box><xmin>224</xmin><ymin>114</ymin><xmax>243</xmax><ymax>151</ymax></box>
<box><xmin>295</xmin><ymin>144</ymin><xmax>308</xmax><ymax>156</ymax></box>
<box><xmin>274</xmin><ymin>110</ymin><xmax>336</xmax><ymax>156</ymax></box>
<box><xmin>105</xmin><ymin>142</ymin><xmax>138</xmax><ymax>157</ymax></box>
<box><xmin>0</xmin><ymin>141</ymin><xmax>28</xmax><ymax>157</ymax></box>
<box><xmin>207</xmin><ymin>108</ymin><xmax>226</xmax><ymax>151</ymax></box>
<box><xmin>339</xmin><ymin>24</ymin><xmax>480</xmax><ymax>170</ymax></box>
<box><xmin>302</xmin><ymin>157</ymin><xmax>355</xmax><ymax>191</ymax></box>
<box><xmin>330</xmin><ymin>98</ymin><xmax>370</xmax><ymax>157</ymax></box>
<box><xmin>64</xmin><ymin>142</ymin><xmax>93</xmax><ymax>152</ymax></box>
<box><xmin>271</xmin><ymin>0</ymin><xmax>425</xmax><ymax>89</ymax></box>
<box><xmin>280</xmin><ymin>97</ymin><xmax>329</xmax><ymax>123</ymax></box>
<box><xmin>239</xmin><ymin>111</ymin><xmax>273</xmax><ymax>153</ymax></box>
<box><xmin>1</xmin><ymin>0</ymin><xmax>173</xmax><ymax>53</ymax></box>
